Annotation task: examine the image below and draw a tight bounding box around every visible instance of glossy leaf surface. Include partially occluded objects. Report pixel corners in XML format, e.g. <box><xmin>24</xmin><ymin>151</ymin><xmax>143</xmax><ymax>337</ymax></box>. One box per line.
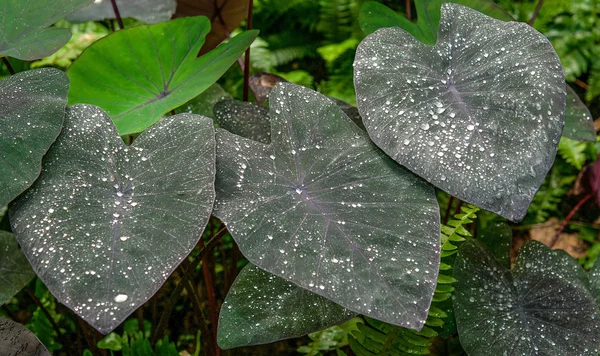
<box><xmin>0</xmin><ymin>231</ymin><xmax>35</xmax><ymax>306</ymax></box>
<box><xmin>214</xmin><ymin>83</ymin><xmax>440</xmax><ymax>329</ymax></box>
<box><xmin>0</xmin><ymin>317</ymin><xmax>51</xmax><ymax>356</ymax></box>
<box><xmin>454</xmin><ymin>240</ymin><xmax>600</xmax><ymax>355</ymax></box>
<box><xmin>67</xmin><ymin>17</ymin><xmax>258</xmax><ymax>135</ymax></box>
<box><xmin>478</xmin><ymin>222</ymin><xmax>512</xmax><ymax>269</ymax></box>
<box><xmin>0</xmin><ymin>0</ymin><xmax>92</xmax><ymax>60</ymax></box>
<box><xmin>218</xmin><ymin>264</ymin><xmax>355</xmax><ymax>349</ymax></box>
<box><xmin>355</xmin><ymin>4</ymin><xmax>566</xmax><ymax>222</ymax></box>
<box><xmin>0</xmin><ymin>68</ymin><xmax>69</xmax><ymax>207</ymax></box>
<box><xmin>214</xmin><ymin>100</ymin><xmax>271</xmax><ymax>144</ymax></box>
<box><xmin>563</xmin><ymin>85</ymin><xmax>596</xmax><ymax>142</ymax></box>
<box><xmin>66</xmin><ymin>0</ymin><xmax>176</xmax><ymax>24</ymax></box>
<box><xmin>10</xmin><ymin>105</ymin><xmax>216</xmax><ymax>334</ymax></box>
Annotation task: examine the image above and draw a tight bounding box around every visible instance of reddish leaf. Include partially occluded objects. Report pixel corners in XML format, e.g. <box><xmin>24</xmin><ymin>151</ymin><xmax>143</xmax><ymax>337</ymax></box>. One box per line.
<box><xmin>175</xmin><ymin>0</ymin><xmax>248</xmax><ymax>54</ymax></box>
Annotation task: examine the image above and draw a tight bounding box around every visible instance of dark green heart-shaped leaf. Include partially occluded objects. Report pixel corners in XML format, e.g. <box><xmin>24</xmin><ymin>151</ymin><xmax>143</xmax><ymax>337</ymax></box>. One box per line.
<box><xmin>174</xmin><ymin>83</ymin><xmax>231</xmax><ymax>118</ymax></box>
<box><xmin>213</xmin><ymin>83</ymin><xmax>440</xmax><ymax>330</ymax></box>
<box><xmin>564</xmin><ymin>85</ymin><xmax>596</xmax><ymax>142</ymax></box>
<box><xmin>588</xmin><ymin>259</ymin><xmax>600</xmax><ymax>308</ymax></box>
<box><xmin>67</xmin><ymin>17</ymin><xmax>258</xmax><ymax>135</ymax></box>
<box><xmin>0</xmin><ymin>0</ymin><xmax>92</xmax><ymax>60</ymax></box>
<box><xmin>218</xmin><ymin>264</ymin><xmax>356</xmax><ymax>349</ymax></box>
<box><xmin>66</xmin><ymin>0</ymin><xmax>176</xmax><ymax>24</ymax></box>
<box><xmin>214</xmin><ymin>100</ymin><xmax>271</xmax><ymax>144</ymax></box>
<box><xmin>9</xmin><ymin>105</ymin><xmax>216</xmax><ymax>334</ymax></box>
<box><xmin>454</xmin><ymin>240</ymin><xmax>600</xmax><ymax>355</ymax></box>
<box><xmin>0</xmin><ymin>68</ymin><xmax>69</xmax><ymax>207</ymax></box>
<box><xmin>478</xmin><ymin>222</ymin><xmax>512</xmax><ymax>269</ymax></box>
<box><xmin>354</xmin><ymin>4</ymin><xmax>566</xmax><ymax>222</ymax></box>
<box><xmin>0</xmin><ymin>317</ymin><xmax>51</xmax><ymax>356</ymax></box>
<box><xmin>359</xmin><ymin>0</ymin><xmax>512</xmax><ymax>45</ymax></box>
<box><xmin>0</xmin><ymin>231</ymin><xmax>35</xmax><ymax>305</ymax></box>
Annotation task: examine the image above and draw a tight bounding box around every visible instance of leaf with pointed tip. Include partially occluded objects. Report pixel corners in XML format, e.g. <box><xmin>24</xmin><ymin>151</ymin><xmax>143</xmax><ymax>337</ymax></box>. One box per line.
<box><xmin>213</xmin><ymin>83</ymin><xmax>440</xmax><ymax>330</ymax></box>
<box><xmin>354</xmin><ymin>4</ymin><xmax>566</xmax><ymax>222</ymax></box>
<box><xmin>0</xmin><ymin>0</ymin><xmax>92</xmax><ymax>60</ymax></box>
<box><xmin>218</xmin><ymin>264</ymin><xmax>356</xmax><ymax>349</ymax></box>
<box><xmin>0</xmin><ymin>231</ymin><xmax>35</xmax><ymax>305</ymax></box>
<box><xmin>66</xmin><ymin>0</ymin><xmax>176</xmax><ymax>24</ymax></box>
<box><xmin>9</xmin><ymin>105</ymin><xmax>216</xmax><ymax>334</ymax></box>
<box><xmin>174</xmin><ymin>0</ymin><xmax>249</xmax><ymax>55</ymax></box>
<box><xmin>564</xmin><ymin>85</ymin><xmax>596</xmax><ymax>142</ymax></box>
<box><xmin>0</xmin><ymin>317</ymin><xmax>51</xmax><ymax>356</ymax></box>
<box><xmin>453</xmin><ymin>240</ymin><xmax>600</xmax><ymax>355</ymax></box>
<box><xmin>67</xmin><ymin>17</ymin><xmax>258</xmax><ymax>135</ymax></box>
<box><xmin>174</xmin><ymin>83</ymin><xmax>232</xmax><ymax>118</ymax></box>
<box><xmin>0</xmin><ymin>68</ymin><xmax>69</xmax><ymax>207</ymax></box>
<box><xmin>214</xmin><ymin>100</ymin><xmax>271</xmax><ymax>144</ymax></box>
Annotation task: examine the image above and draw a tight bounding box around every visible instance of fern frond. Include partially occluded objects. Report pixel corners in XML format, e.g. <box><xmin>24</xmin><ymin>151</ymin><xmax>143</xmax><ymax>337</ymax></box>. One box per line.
<box><xmin>348</xmin><ymin>205</ymin><xmax>479</xmax><ymax>356</ymax></box>
<box><xmin>558</xmin><ymin>136</ymin><xmax>588</xmax><ymax>170</ymax></box>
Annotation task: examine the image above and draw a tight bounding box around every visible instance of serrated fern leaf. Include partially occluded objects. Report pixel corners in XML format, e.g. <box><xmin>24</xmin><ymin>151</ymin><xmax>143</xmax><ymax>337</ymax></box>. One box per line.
<box><xmin>440</xmin><ymin>205</ymin><xmax>479</xmax><ymax>258</ymax></box>
<box><xmin>558</xmin><ymin>136</ymin><xmax>588</xmax><ymax>169</ymax></box>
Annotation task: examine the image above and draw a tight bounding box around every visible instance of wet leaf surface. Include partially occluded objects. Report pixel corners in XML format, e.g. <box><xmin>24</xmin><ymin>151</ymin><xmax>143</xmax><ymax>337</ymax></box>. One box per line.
<box><xmin>0</xmin><ymin>231</ymin><xmax>35</xmax><ymax>306</ymax></box>
<box><xmin>354</xmin><ymin>4</ymin><xmax>566</xmax><ymax>222</ymax></box>
<box><xmin>66</xmin><ymin>0</ymin><xmax>176</xmax><ymax>24</ymax></box>
<box><xmin>67</xmin><ymin>17</ymin><xmax>257</xmax><ymax>135</ymax></box>
<box><xmin>174</xmin><ymin>83</ymin><xmax>232</xmax><ymax>119</ymax></box>
<box><xmin>563</xmin><ymin>85</ymin><xmax>596</xmax><ymax>142</ymax></box>
<box><xmin>478</xmin><ymin>222</ymin><xmax>512</xmax><ymax>269</ymax></box>
<box><xmin>214</xmin><ymin>100</ymin><xmax>271</xmax><ymax>144</ymax></box>
<box><xmin>9</xmin><ymin>105</ymin><xmax>216</xmax><ymax>334</ymax></box>
<box><xmin>0</xmin><ymin>68</ymin><xmax>69</xmax><ymax>207</ymax></box>
<box><xmin>218</xmin><ymin>264</ymin><xmax>356</xmax><ymax>349</ymax></box>
<box><xmin>454</xmin><ymin>240</ymin><xmax>600</xmax><ymax>355</ymax></box>
<box><xmin>0</xmin><ymin>0</ymin><xmax>92</xmax><ymax>60</ymax></box>
<box><xmin>0</xmin><ymin>317</ymin><xmax>51</xmax><ymax>356</ymax></box>
<box><xmin>213</xmin><ymin>83</ymin><xmax>440</xmax><ymax>329</ymax></box>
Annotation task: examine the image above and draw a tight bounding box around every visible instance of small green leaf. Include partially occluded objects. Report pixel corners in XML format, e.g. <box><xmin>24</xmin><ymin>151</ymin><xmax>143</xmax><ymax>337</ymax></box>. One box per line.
<box><xmin>0</xmin><ymin>0</ymin><xmax>92</xmax><ymax>60</ymax></box>
<box><xmin>97</xmin><ymin>333</ymin><xmax>123</xmax><ymax>351</ymax></box>
<box><xmin>68</xmin><ymin>17</ymin><xmax>258</xmax><ymax>135</ymax></box>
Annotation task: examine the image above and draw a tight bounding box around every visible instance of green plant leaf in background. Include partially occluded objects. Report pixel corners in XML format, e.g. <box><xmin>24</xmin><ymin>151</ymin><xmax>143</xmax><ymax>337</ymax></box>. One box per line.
<box><xmin>354</xmin><ymin>4</ymin><xmax>566</xmax><ymax>222</ymax></box>
<box><xmin>9</xmin><ymin>105</ymin><xmax>216</xmax><ymax>334</ymax></box>
<box><xmin>0</xmin><ymin>317</ymin><xmax>51</xmax><ymax>356</ymax></box>
<box><xmin>453</xmin><ymin>240</ymin><xmax>600</xmax><ymax>355</ymax></box>
<box><xmin>213</xmin><ymin>82</ymin><xmax>441</xmax><ymax>330</ymax></box>
<box><xmin>563</xmin><ymin>84</ymin><xmax>597</xmax><ymax>142</ymax></box>
<box><xmin>0</xmin><ymin>0</ymin><xmax>92</xmax><ymax>60</ymax></box>
<box><xmin>0</xmin><ymin>68</ymin><xmax>69</xmax><ymax>207</ymax></box>
<box><xmin>477</xmin><ymin>222</ymin><xmax>512</xmax><ymax>269</ymax></box>
<box><xmin>67</xmin><ymin>17</ymin><xmax>258</xmax><ymax>135</ymax></box>
<box><xmin>66</xmin><ymin>0</ymin><xmax>177</xmax><ymax>24</ymax></box>
<box><xmin>173</xmin><ymin>83</ymin><xmax>232</xmax><ymax>118</ymax></box>
<box><xmin>213</xmin><ymin>99</ymin><xmax>271</xmax><ymax>144</ymax></box>
<box><xmin>218</xmin><ymin>264</ymin><xmax>356</xmax><ymax>349</ymax></box>
<box><xmin>0</xmin><ymin>231</ymin><xmax>35</xmax><ymax>305</ymax></box>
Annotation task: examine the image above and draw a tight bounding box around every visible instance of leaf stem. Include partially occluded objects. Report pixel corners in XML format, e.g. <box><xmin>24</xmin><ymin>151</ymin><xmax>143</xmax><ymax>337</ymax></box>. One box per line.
<box><xmin>549</xmin><ymin>193</ymin><xmax>593</xmax><ymax>248</ymax></box>
<box><xmin>151</xmin><ymin>227</ymin><xmax>228</xmax><ymax>344</ymax></box>
<box><xmin>243</xmin><ymin>0</ymin><xmax>254</xmax><ymax>102</ymax></box>
<box><xmin>109</xmin><ymin>0</ymin><xmax>124</xmax><ymax>30</ymax></box>
<box><xmin>528</xmin><ymin>0</ymin><xmax>544</xmax><ymax>26</ymax></box>
<box><xmin>1</xmin><ymin>57</ymin><xmax>15</xmax><ymax>75</ymax></box>
<box><xmin>77</xmin><ymin>316</ymin><xmax>107</xmax><ymax>356</ymax></box>
<box><xmin>406</xmin><ymin>0</ymin><xmax>412</xmax><ymax>21</ymax></box>
<box><xmin>199</xmin><ymin>239</ymin><xmax>220</xmax><ymax>355</ymax></box>
<box><xmin>443</xmin><ymin>196</ymin><xmax>454</xmax><ymax>225</ymax></box>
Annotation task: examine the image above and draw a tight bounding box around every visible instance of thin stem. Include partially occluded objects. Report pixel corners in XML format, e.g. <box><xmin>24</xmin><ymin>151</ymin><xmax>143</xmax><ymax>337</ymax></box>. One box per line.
<box><xmin>443</xmin><ymin>196</ymin><xmax>455</xmax><ymax>225</ymax></box>
<box><xmin>549</xmin><ymin>193</ymin><xmax>593</xmax><ymax>248</ymax></box>
<box><xmin>77</xmin><ymin>317</ymin><xmax>107</xmax><ymax>356</ymax></box>
<box><xmin>180</xmin><ymin>265</ymin><xmax>216</xmax><ymax>356</ymax></box>
<box><xmin>406</xmin><ymin>0</ymin><xmax>412</xmax><ymax>21</ymax></box>
<box><xmin>110</xmin><ymin>0</ymin><xmax>124</xmax><ymax>30</ymax></box>
<box><xmin>171</xmin><ymin>109</ymin><xmax>176</xmax><ymax>116</ymax></box>
<box><xmin>199</xmin><ymin>239</ymin><xmax>220</xmax><ymax>356</ymax></box>
<box><xmin>528</xmin><ymin>0</ymin><xmax>544</xmax><ymax>26</ymax></box>
<box><xmin>2</xmin><ymin>57</ymin><xmax>15</xmax><ymax>75</ymax></box>
<box><xmin>243</xmin><ymin>0</ymin><xmax>254</xmax><ymax>102</ymax></box>
<box><xmin>452</xmin><ymin>200</ymin><xmax>464</xmax><ymax>218</ymax></box>
<box><xmin>151</xmin><ymin>227</ymin><xmax>228</xmax><ymax>343</ymax></box>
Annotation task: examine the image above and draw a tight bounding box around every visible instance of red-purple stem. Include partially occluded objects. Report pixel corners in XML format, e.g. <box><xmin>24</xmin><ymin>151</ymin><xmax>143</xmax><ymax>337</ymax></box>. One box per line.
<box><xmin>2</xmin><ymin>57</ymin><xmax>15</xmax><ymax>75</ymax></box>
<box><xmin>110</xmin><ymin>0</ymin><xmax>124</xmax><ymax>30</ymax></box>
<box><xmin>406</xmin><ymin>0</ymin><xmax>412</xmax><ymax>21</ymax></box>
<box><xmin>549</xmin><ymin>193</ymin><xmax>593</xmax><ymax>248</ymax></box>
<box><xmin>243</xmin><ymin>0</ymin><xmax>254</xmax><ymax>102</ymax></box>
<box><xmin>528</xmin><ymin>0</ymin><xmax>544</xmax><ymax>26</ymax></box>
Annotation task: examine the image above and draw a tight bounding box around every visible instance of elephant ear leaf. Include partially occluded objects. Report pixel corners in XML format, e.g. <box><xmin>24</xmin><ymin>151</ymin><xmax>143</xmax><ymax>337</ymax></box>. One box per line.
<box><xmin>0</xmin><ymin>0</ymin><xmax>92</xmax><ymax>60</ymax></box>
<box><xmin>213</xmin><ymin>82</ymin><xmax>440</xmax><ymax>330</ymax></box>
<box><xmin>0</xmin><ymin>317</ymin><xmax>51</xmax><ymax>356</ymax></box>
<box><xmin>0</xmin><ymin>68</ymin><xmax>69</xmax><ymax>207</ymax></box>
<box><xmin>454</xmin><ymin>240</ymin><xmax>600</xmax><ymax>355</ymax></box>
<box><xmin>354</xmin><ymin>4</ymin><xmax>566</xmax><ymax>222</ymax></box>
<box><xmin>9</xmin><ymin>105</ymin><xmax>216</xmax><ymax>334</ymax></box>
<box><xmin>217</xmin><ymin>264</ymin><xmax>356</xmax><ymax>349</ymax></box>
